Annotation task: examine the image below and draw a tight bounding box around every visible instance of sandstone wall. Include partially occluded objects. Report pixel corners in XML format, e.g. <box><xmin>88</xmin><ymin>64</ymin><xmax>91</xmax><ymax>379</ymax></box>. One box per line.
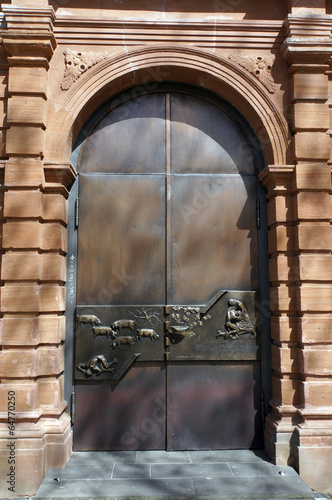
<box><xmin>0</xmin><ymin>0</ymin><xmax>331</xmax><ymax>495</ymax></box>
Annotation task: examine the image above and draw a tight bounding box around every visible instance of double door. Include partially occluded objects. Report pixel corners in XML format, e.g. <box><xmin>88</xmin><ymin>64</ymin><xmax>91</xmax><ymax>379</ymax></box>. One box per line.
<box><xmin>73</xmin><ymin>90</ymin><xmax>263</xmax><ymax>451</ymax></box>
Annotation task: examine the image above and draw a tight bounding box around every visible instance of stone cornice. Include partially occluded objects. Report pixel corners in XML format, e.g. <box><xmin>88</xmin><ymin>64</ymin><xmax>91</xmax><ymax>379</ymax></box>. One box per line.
<box><xmin>281</xmin><ymin>13</ymin><xmax>332</xmax><ymax>64</ymax></box>
<box><xmin>259</xmin><ymin>164</ymin><xmax>332</xmax><ymax>198</ymax></box>
<box><xmin>285</xmin><ymin>13</ymin><xmax>332</xmax><ymax>38</ymax></box>
<box><xmin>53</xmin><ymin>17</ymin><xmax>285</xmax><ymax>49</ymax></box>
<box><xmin>268</xmin><ymin>400</ymin><xmax>303</xmax><ymax>419</ymax></box>
<box><xmin>298</xmin><ymin>408</ymin><xmax>332</xmax><ymax>419</ymax></box>
<box><xmin>43</xmin><ymin>161</ymin><xmax>77</xmax><ymax>197</ymax></box>
<box><xmin>281</xmin><ymin>39</ymin><xmax>332</xmax><ymax>64</ymax></box>
<box><xmin>2</xmin><ymin>35</ymin><xmax>57</xmax><ymax>62</ymax></box>
<box><xmin>54</xmin><ymin>16</ymin><xmax>284</xmax><ymax>29</ymax></box>
<box><xmin>259</xmin><ymin>165</ymin><xmax>295</xmax><ymax>197</ymax></box>
<box><xmin>0</xmin><ymin>412</ymin><xmax>71</xmax><ymax>438</ymax></box>
<box><xmin>1</xmin><ymin>5</ymin><xmax>56</xmax><ymax>32</ymax></box>
<box><xmin>1</xmin><ymin>5</ymin><xmax>57</xmax><ymax>64</ymax></box>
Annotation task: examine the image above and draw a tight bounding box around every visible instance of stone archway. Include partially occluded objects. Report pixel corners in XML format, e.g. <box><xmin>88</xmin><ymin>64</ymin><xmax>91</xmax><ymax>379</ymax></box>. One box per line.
<box><xmin>45</xmin><ymin>44</ymin><xmax>291</xmax><ymax>458</ymax></box>
<box><xmin>46</xmin><ymin>46</ymin><xmax>290</xmax><ymax>166</ymax></box>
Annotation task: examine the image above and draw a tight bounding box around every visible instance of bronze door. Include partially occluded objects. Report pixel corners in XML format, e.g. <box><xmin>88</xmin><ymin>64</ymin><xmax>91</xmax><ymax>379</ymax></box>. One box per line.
<box><xmin>73</xmin><ymin>90</ymin><xmax>263</xmax><ymax>451</ymax></box>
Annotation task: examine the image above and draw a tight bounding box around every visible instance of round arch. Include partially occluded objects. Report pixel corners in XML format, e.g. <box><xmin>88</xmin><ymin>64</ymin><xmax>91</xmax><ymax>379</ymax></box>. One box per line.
<box><xmin>46</xmin><ymin>45</ymin><xmax>290</xmax><ymax>166</ymax></box>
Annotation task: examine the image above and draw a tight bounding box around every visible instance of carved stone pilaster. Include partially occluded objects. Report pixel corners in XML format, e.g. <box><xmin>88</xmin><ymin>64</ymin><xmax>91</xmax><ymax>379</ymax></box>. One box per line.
<box><xmin>260</xmin><ymin>164</ymin><xmax>301</xmax><ymax>469</ymax></box>
<box><xmin>1</xmin><ymin>5</ymin><xmax>56</xmax><ymax>157</ymax></box>
<box><xmin>0</xmin><ymin>7</ymin><xmax>70</xmax><ymax>497</ymax></box>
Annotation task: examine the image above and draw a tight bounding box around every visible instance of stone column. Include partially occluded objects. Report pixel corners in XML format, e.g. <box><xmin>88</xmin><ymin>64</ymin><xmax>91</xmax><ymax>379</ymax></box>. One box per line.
<box><xmin>0</xmin><ymin>4</ymin><xmax>73</xmax><ymax>496</ymax></box>
<box><xmin>261</xmin><ymin>3</ymin><xmax>332</xmax><ymax>492</ymax></box>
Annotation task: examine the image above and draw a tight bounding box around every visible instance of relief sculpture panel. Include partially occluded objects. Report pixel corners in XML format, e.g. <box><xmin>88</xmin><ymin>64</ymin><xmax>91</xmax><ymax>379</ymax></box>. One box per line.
<box><xmin>75</xmin><ymin>305</ymin><xmax>164</xmax><ymax>380</ymax></box>
<box><xmin>75</xmin><ymin>291</ymin><xmax>259</xmax><ymax>379</ymax></box>
<box><xmin>217</xmin><ymin>299</ymin><xmax>257</xmax><ymax>340</ymax></box>
<box><xmin>166</xmin><ymin>290</ymin><xmax>259</xmax><ymax>361</ymax></box>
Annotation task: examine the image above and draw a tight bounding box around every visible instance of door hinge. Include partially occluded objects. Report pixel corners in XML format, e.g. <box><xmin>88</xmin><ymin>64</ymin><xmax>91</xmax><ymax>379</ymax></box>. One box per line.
<box><xmin>71</xmin><ymin>391</ymin><xmax>75</xmax><ymax>426</ymax></box>
<box><xmin>75</xmin><ymin>198</ymin><xmax>80</xmax><ymax>229</ymax></box>
<box><xmin>256</xmin><ymin>199</ymin><xmax>261</xmax><ymax>230</ymax></box>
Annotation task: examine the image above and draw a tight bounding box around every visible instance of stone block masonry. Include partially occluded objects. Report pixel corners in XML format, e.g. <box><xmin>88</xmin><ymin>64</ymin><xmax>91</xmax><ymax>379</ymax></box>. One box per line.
<box><xmin>0</xmin><ymin>0</ymin><xmax>332</xmax><ymax>495</ymax></box>
<box><xmin>0</xmin><ymin>3</ymin><xmax>73</xmax><ymax>496</ymax></box>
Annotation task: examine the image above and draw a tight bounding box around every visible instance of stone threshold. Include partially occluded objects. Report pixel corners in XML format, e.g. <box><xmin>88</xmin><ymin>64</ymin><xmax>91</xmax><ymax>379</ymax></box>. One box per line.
<box><xmin>31</xmin><ymin>449</ymin><xmax>318</xmax><ymax>500</ymax></box>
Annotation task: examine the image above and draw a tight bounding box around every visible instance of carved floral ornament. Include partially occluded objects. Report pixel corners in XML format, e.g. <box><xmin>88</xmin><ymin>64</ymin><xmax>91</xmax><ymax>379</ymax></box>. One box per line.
<box><xmin>61</xmin><ymin>48</ymin><xmax>276</xmax><ymax>94</ymax></box>
<box><xmin>229</xmin><ymin>54</ymin><xmax>276</xmax><ymax>93</ymax></box>
<box><xmin>61</xmin><ymin>48</ymin><xmax>109</xmax><ymax>90</ymax></box>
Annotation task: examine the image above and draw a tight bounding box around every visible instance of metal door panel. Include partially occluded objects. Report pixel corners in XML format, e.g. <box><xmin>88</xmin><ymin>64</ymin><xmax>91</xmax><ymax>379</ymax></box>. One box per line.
<box><xmin>77</xmin><ymin>174</ymin><xmax>166</xmax><ymax>305</ymax></box>
<box><xmin>166</xmin><ymin>291</ymin><xmax>259</xmax><ymax>362</ymax></box>
<box><xmin>74</xmin><ymin>363</ymin><xmax>166</xmax><ymax>451</ymax></box>
<box><xmin>79</xmin><ymin>93</ymin><xmax>166</xmax><ymax>174</ymax></box>
<box><xmin>170</xmin><ymin>93</ymin><xmax>255</xmax><ymax>175</ymax></box>
<box><xmin>167</xmin><ymin>362</ymin><xmax>263</xmax><ymax>450</ymax></box>
<box><xmin>73</xmin><ymin>88</ymin><xmax>265</xmax><ymax>452</ymax></box>
<box><xmin>75</xmin><ymin>305</ymin><xmax>165</xmax><ymax>381</ymax></box>
<box><xmin>170</xmin><ymin>175</ymin><xmax>258</xmax><ymax>305</ymax></box>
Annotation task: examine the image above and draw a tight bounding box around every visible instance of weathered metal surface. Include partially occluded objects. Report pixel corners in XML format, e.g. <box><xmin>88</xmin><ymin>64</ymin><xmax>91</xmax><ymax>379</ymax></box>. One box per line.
<box><xmin>167</xmin><ymin>361</ymin><xmax>263</xmax><ymax>450</ymax></box>
<box><xmin>74</xmin><ymin>363</ymin><xmax>166</xmax><ymax>451</ymax></box>
<box><xmin>165</xmin><ymin>291</ymin><xmax>259</xmax><ymax>361</ymax></box>
<box><xmin>79</xmin><ymin>92</ymin><xmax>166</xmax><ymax>174</ymax></box>
<box><xmin>169</xmin><ymin>175</ymin><xmax>258</xmax><ymax>305</ymax></box>
<box><xmin>170</xmin><ymin>93</ymin><xmax>255</xmax><ymax>175</ymax></box>
<box><xmin>77</xmin><ymin>174</ymin><xmax>166</xmax><ymax>305</ymax></box>
<box><xmin>75</xmin><ymin>306</ymin><xmax>164</xmax><ymax>380</ymax></box>
<box><xmin>74</xmin><ymin>89</ymin><xmax>264</xmax><ymax>451</ymax></box>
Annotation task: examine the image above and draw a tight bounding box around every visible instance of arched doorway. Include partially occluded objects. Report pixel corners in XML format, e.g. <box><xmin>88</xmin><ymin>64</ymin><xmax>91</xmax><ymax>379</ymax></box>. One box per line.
<box><xmin>70</xmin><ymin>84</ymin><xmax>269</xmax><ymax>451</ymax></box>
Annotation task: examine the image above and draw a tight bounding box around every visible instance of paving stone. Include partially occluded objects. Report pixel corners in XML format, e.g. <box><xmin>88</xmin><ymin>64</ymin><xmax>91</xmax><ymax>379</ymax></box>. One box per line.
<box><xmin>112</xmin><ymin>464</ymin><xmax>151</xmax><ymax>479</ymax></box>
<box><xmin>135</xmin><ymin>451</ymin><xmax>191</xmax><ymax>463</ymax></box>
<box><xmin>228</xmin><ymin>462</ymin><xmax>299</xmax><ymax>477</ymax></box>
<box><xmin>193</xmin><ymin>476</ymin><xmax>315</xmax><ymax>499</ymax></box>
<box><xmin>34</xmin><ymin>478</ymin><xmax>196</xmax><ymax>498</ymax></box>
<box><xmin>151</xmin><ymin>463</ymin><xmax>233</xmax><ymax>479</ymax></box>
<box><xmin>188</xmin><ymin>449</ymin><xmax>271</xmax><ymax>463</ymax></box>
<box><xmin>43</xmin><ymin>464</ymin><xmax>114</xmax><ymax>481</ymax></box>
<box><xmin>68</xmin><ymin>451</ymin><xmax>137</xmax><ymax>465</ymax></box>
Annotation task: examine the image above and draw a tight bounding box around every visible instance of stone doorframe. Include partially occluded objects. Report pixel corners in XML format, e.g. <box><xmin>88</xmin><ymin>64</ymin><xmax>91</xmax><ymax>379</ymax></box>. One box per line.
<box><xmin>0</xmin><ymin>2</ymin><xmax>332</xmax><ymax>495</ymax></box>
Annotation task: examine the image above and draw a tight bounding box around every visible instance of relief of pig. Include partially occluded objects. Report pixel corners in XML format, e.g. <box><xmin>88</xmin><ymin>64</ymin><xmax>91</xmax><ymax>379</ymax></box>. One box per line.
<box><xmin>93</xmin><ymin>326</ymin><xmax>117</xmax><ymax>339</ymax></box>
<box><xmin>111</xmin><ymin>320</ymin><xmax>136</xmax><ymax>332</ymax></box>
<box><xmin>112</xmin><ymin>336</ymin><xmax>135</xmax><ymax>348</ymax></box>
<box><xmin>77</xmin><ymin>314</ymin><xmax>102</xmax><ymax>326</ymax></box>
<box><xmin>137</xmin><ymin>329</ymin><xmax>159</xmax><ymax>341</ymax></box>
